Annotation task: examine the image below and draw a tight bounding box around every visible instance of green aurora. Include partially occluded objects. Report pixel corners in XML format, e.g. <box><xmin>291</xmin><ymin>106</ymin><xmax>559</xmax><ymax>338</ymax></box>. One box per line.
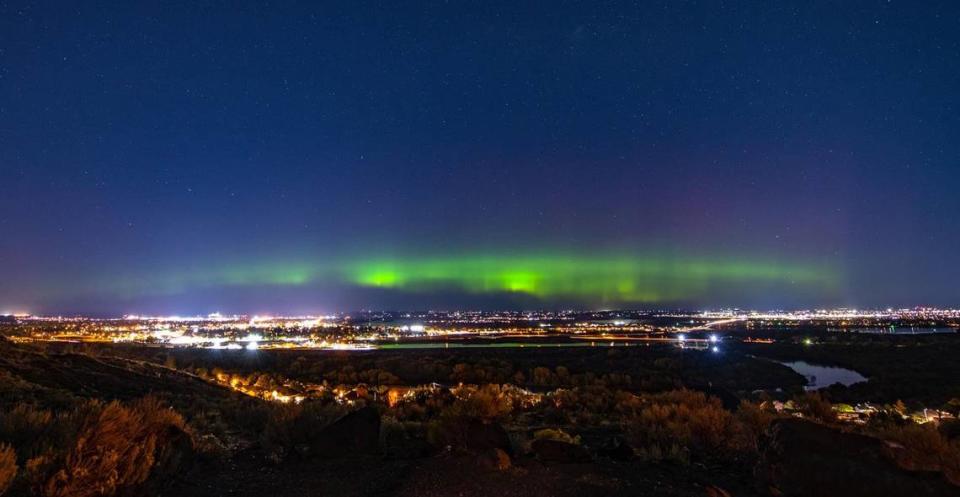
<box><xmin>97</xmin><ymin>252</ymin><xmax>840</xmax><ymax>305</ymax></box>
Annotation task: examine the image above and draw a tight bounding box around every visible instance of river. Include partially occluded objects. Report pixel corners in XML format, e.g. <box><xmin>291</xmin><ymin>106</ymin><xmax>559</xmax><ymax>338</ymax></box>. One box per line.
<box><xmin>778</xmin><ymin>360</ymin><xmax>867</xmax><ymax>390</ymax></box>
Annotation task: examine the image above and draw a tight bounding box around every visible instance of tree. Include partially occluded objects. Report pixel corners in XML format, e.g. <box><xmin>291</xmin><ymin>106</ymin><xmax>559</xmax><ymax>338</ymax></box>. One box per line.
<box><xmin>794</xmin><ymin>392</ymin><xmax>836</xmax><ymax>424</ymax></box>
<box><xmin>943</xmin><ymin>398</ymin><xmax>960</xmax><ymax>417</ymax></box>
<box><xmin>893</xmin><ymin>399</ymin><xmax>908</xmax><ymax>416</ymax></box>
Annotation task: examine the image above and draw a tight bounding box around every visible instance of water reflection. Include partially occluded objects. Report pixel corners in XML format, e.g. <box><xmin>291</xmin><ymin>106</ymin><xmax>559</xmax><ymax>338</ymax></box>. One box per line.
<box><xmin>779</xmin><ymin>360</ymin><xmax>867</xmax><ymax>390</ymax></box>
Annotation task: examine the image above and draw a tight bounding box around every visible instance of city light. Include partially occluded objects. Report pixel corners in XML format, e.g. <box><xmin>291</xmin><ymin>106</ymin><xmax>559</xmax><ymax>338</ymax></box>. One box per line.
<box><xmin>5</xmin><ymin>308</ymin><xmax>957</xmax><ymax>353</ymax></box>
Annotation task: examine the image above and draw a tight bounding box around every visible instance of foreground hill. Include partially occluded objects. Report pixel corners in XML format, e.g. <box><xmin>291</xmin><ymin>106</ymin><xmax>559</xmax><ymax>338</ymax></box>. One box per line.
<box><xmin>0</xmin><ymin>339</ymin><xmax>957</xmax><ymax>497</ymax></box>
<box><xmin>0</xmin><ymin>338</ymin><xmax>245</xmax><ymax>408</ymax></box>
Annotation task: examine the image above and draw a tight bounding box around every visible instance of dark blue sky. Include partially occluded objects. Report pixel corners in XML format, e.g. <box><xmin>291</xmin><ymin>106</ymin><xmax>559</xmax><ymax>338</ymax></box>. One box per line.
<box><xmin>2</xmin><ymin>1</ymin><xmax>959</xmax><ymax>314</ymax></box>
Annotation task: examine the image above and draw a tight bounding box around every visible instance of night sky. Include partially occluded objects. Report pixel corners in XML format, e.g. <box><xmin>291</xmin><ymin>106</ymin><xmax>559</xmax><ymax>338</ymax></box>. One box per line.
<box><xmin>2</xmin><ymin>1</ymin><xmax>959</xmax><ymax>315</ymax></box>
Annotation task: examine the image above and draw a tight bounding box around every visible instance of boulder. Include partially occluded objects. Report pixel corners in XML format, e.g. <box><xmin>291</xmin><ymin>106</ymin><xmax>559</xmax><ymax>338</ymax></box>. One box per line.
<box><xmin>477</xmin><ymin>447</ymin><xmax>512</xmax><ymax>471</ymax></box>
<box><xmin>463</xmin><ymin>417</ymin><xmax>512</xmax><ymax>454</ymax></box>
<box><xmin>756</xmin><ymin>418</ymin><xmax>957</xmax><ymax>497</ymax></box>
<box><xmin>313</xmin><ymin>406</ymin><xmax>381</xmax><ymax>456</ymax></box>
<box><xmin>531</xmin><ymin>439</ymin><xmax>591</xmax><ymax>463</ymax></box>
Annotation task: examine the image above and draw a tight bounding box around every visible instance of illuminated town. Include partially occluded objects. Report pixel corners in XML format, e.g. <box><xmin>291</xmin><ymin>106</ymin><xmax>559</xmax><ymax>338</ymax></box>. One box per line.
<box><xmin>1</xmin><ymin>306</ymin><xmax>957</xmax><ymax>450</ymax></box>
<box><xmin>3</xmin><ymin>308</ymin><xmax>957</xmax><ymax>351</ymax></box>
<box><xmin>3</xmin><ymin>307</ymin><xmax>958</xmax><ymax>428</ymax></box>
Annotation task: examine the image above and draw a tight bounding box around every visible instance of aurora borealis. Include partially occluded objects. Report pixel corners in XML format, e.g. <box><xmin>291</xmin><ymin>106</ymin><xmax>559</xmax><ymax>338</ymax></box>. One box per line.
<box><xmin>39</xmin><ymin>251</ymin><xmax>839</xmax><ymax>312</ymax></box>
<box><xmin>3</xmin><ymin>2</ymin><xmax>960</xmax><ymax>314</ymax></box>
<box><xmin>342</xmin><ymin>254</ymin><xmax>835</xmax><ymax>302</ymax></box>
<box><xmin>147</xmin><ymin>254</ymin><xmax>834</xmax><ymax>300</ymax></box>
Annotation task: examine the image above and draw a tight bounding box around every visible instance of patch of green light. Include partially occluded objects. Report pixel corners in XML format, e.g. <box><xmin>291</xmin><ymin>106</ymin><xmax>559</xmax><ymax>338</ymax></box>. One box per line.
<box><xmin>216</xmin><ymin>264</ymin><xmax>315</xmax><ymax>287</ymax></box>
<box><xmin>356</xmin><ymin>267</ymin><xmax>403</xmax><ymax>287</ymax></box>
<box><xmin>105</xmin><ymin>262</ymin><xmax>319</xmax><ymax>297</ymax></box>
<box><xmin>500</xmin><ymin>271</ymin><xmax>539</xmax><ymax>293</ymax></box>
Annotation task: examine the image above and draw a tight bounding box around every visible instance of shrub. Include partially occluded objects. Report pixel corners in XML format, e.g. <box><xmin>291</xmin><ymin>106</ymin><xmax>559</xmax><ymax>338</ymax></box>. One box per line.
<box><xmin>41</xmin><ymin>396</ymin><xmax>193</xmax><ymax>497</ymax></box>
<box><xmin>0</xmin><ymin>443</ymin><xmax>17</xmax><ymax>496</ymax></box>
<box><xmin>0</xmin><ymin>404</ymin><xmax>55</xmax><ymax>460</ymax></box>
<box><xmin>732</xmin><ymin>400</ymin><xmax>777</xmax><ymax>452</ymax></box>
<box><xmin>878</xmin><ymin>422</ymin><xmax>958</xmax><ymax>481</ymax></box>
<box><xmin>635</xmin><ymin>442</ymin><xmax>689</xmax><ymax>465</ymax></box>
<box><xmin>793</xmin><ymin>391</ymin><xmax>836</xmax><ymax>423</ymax></box>
<box><xmin>624</xmin><ymin>389</ymin><xmax>759</xmax><ymax>463</ymax></box>
<box><xmin>532</xmin><ymin>428</ymin><xmax>580</xmax><ymax>445</ymax></box>
<box><xmin>445</xmin><ymin>384</ymin><xmax>514</xmax><ymax>420</ymax></box>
